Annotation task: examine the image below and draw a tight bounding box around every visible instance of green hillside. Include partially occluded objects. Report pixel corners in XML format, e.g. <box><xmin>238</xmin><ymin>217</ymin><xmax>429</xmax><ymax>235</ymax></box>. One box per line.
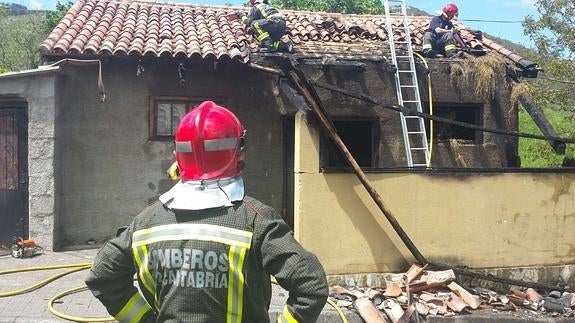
<box><xmin>0</xmin><ymin>12</ymin><xmax>46</xmax><ymax>71</ymax></box>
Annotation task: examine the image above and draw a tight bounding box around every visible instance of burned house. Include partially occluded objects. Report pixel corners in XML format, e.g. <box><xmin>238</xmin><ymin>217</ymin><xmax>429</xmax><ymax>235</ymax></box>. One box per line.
<box><xmin>0</xmin><ymin>0</ymin><xmax>573</xmax><ymax>283</ymax></box>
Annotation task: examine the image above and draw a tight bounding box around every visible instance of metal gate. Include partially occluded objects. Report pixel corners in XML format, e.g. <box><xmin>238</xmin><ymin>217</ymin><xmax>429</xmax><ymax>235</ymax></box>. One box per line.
<box><xmin>0</xmin><ymin>107</ymin><xmax>28</xmax><ymax>247</ymax></box>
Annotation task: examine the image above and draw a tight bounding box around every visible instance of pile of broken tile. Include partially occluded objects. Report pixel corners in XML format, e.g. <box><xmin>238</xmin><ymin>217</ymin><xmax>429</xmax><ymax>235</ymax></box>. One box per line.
<box><xmin>329</xmin><ymin>264</ymin><xmax>575</xmax><ymax>322</ymax></box>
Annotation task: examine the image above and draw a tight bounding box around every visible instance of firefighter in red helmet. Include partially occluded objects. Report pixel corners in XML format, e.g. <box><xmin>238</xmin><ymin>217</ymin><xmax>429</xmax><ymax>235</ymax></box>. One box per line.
<box><xmin>237</xmin><ymin>0</ymin><xmax>293</xmax><ymax>53</ymax></box>
<box><xmin>422</xmin><ymin>3</ymin><xmax>464</xmax><ymax>58</ymax></box>
<box><xmin>86</xmin><ymin>101</ymin><xmax>328</xmax><ymax>322</ymax></box>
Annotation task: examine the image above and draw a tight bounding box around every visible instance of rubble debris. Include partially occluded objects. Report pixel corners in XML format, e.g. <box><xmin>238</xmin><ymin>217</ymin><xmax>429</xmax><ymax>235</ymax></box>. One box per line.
<box><xmin>526</xmin><ymin>288</ymin><xmax>543</xmax><ymax>302</ymax></box>
<box><xmin>445</xmin><ymin>292</ymin><xmax>468</xmax><ymax>313</ymax></box>
<box><xmin>328</xmin><ymin>264</ymin><xmax>575</xmax><ymax>322</ymax></box>
<box><xmin>353</xmin><ymin>296</ymin><xmax>388</xmax><ymax>323</ymax></box>
<box><xmin>448</xmin><ymin>282</ymin><xmax>482</xmax><ymax>309</ymax></box>
<box><xmin>381</xmin><ymin>299</ymin><xmax>404</xmax><ymax>323</ymax></box>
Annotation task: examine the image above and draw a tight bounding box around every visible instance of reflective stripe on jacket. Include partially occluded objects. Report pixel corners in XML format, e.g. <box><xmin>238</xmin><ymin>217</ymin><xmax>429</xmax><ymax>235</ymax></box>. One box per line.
<box><xmin>85</xmin><ymin>196</ymin><xmax>328</xmax><ymax>322</ymax></box>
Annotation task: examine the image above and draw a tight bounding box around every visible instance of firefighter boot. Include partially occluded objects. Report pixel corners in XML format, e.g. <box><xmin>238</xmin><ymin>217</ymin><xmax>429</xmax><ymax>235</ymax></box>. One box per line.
<box><xmin>423</xmin><ymin>49</ymin><xmax>442</xmax><ymax>58</ymax></box>
<box><xmin>446</xmin><ymin>50</ymin><xmax>464</xmax><ymax>58</ymax></box>
<box><xmin>278</xmin><ymin>40</ymin><xmax>294</xmax><ymax>53</ymax></box>
<box><xmin>259</xmin><ymin>39</ymin><xmax>277</xmax><ymax>52</ymax></box>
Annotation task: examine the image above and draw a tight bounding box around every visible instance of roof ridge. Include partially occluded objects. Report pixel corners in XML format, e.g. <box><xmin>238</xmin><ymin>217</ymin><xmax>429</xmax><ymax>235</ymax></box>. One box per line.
<box><xmin>81</xmin><ymin>0</ymin><xmax>436</xmax><ymax>18</ymax></box>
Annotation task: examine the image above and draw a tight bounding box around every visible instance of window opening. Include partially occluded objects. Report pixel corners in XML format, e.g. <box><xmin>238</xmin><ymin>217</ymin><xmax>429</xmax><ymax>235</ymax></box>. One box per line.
<box><xmin>150</xmin><ymin>97</ymin><xmax>224</xmax><ymax>140</ymax></box>
<box><xmin>433</xmin><ymin>104</ymin><xmax>482</xmax><ymax>143</ymax></box>
<box><xmin>321</xmin><ymin>120</ymin><xmax>377</xmax><ymax>168</ymax></box>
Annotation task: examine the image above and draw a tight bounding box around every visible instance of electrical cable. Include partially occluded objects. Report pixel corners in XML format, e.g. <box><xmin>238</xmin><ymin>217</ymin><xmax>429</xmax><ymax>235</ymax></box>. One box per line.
<box><xmin>457</xmin><ymin>19</ymin><xmax>523</xmax><ymax>24</ymax></box>
<box><xmin>312</xmin><ymin>81</ymin><xmax>575</xmax><ymax>144</ymax></box>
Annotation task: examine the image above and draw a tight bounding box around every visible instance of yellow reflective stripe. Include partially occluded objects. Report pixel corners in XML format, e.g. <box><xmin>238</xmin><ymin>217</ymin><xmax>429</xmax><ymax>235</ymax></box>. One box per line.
<box><xmin>278</xmin><ymin>305</ymin><xmax>299</xmax><ymax>323</ymax></box>
<box><xmin>253</xmin><ymin>22</ymin><xmax>269</xmax><ymax>41</ymax></box>
<box><xmin>256</xmin><ymin>3</ymin><xmax>268</xmax><ymax>18</ymax></box>
<box><xmin>236</xmin><ymin>247</ymin><xmax>247</xmax><ymax>323</ymax></box>
<box><xmin>226</xmin><ymin>246</ymin><xmax>248</xmax><ymax>323</ymax></box>
<box><xmin>133</xmin><ymin>245</ymin><xmax>159</xmax><ymax>311</ymax></box>
<box><xmin>257</xmin><ymin>32</ymin><xmax>270</xmax><ymax>41</ymax></box>
<box><xmin>115</xmin><ymin>292</ymin><xmax>152</xmax><ymax>323</ymax></box>
<box><xmin>133</xmin><ymin>224</ymin><xmax>253</xmax><ymax>249</ymax></box>
<box><xmin>423</xmin><ymin>44</ymin><xmax>432</xmax><ymax>49</ymax></box>
<box><xmin>445</xmin><ymin>44</ymin><xmax>457</xmax><ymax>51</ymax></box>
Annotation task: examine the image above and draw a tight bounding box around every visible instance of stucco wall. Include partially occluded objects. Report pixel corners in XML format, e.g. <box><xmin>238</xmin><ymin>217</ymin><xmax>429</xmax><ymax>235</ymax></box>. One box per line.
<box><xmin>294</xmin><ymin>112</ymin><xmax>575</xmax><ymax>274</ymax></box>
<box><xmin>0</xmin><ymin>71</ymin><xmax>58</xmax><ymax>250</ymax></box>
<box><xmin>54</xmin><ymin>59</ymin><xmax>286</xmax><ymax>249</ymax></box>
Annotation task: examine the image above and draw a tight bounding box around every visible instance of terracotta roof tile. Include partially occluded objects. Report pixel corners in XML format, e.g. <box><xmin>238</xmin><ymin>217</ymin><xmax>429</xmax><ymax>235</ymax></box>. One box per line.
<box><xmin>40</xmin><ymin>0</ymin><xmax>535</xmax><ymax>69</ymax></box>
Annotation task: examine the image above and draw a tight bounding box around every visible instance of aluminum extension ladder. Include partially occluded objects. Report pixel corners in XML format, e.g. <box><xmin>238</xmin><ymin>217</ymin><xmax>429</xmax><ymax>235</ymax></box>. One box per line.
<box><xmin>383</xmin><ymin>0</ymin><xmax>430</xmax><ymax>167</ymax></box>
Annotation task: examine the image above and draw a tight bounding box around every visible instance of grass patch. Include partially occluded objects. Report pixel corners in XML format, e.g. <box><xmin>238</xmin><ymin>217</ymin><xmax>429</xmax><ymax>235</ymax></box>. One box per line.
<box><xmin>519</xmin><ymin>105</ymin><xmax>575</xmax><ymax>167</ymax></box>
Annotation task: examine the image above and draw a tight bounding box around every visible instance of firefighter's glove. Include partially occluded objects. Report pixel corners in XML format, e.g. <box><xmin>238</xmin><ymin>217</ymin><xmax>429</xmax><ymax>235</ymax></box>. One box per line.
<box><xmin>166</xmin><ymin>161</ymin><xmax>180</xmax><ymax>181</ymax></box>
<box><xmin>451</xmin><ymin>27</ymin><xmax>459</xmax><ymax>35</ymax></box>
<box><xmin>237</xmin><ymin>12</ymin><xmax>248</xmax><ymax>23</ymax></box>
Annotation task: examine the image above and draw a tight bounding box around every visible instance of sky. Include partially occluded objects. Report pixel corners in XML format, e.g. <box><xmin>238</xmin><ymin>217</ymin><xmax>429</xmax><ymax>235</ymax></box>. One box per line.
<box><xmin>17</xmin><ymin>0</ymin><xmax>539</xmax><ymax>48</ymax></box>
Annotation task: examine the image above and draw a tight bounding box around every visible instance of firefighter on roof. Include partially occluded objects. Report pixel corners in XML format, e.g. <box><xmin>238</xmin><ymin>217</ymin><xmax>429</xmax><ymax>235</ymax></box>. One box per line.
<box><xmin>422</xmin><ymin>3</ymin><xmax>464</xmax><ymax>59</ymax></box>
<box><xmin>85</xmin><ymin>101</ymin><xmax>328</xmax><ymax>322</ymax></box>
<box><xmin>238</xmin><ymin>0</ymin><xmax>294</xmax><ymax>53</ymax></box>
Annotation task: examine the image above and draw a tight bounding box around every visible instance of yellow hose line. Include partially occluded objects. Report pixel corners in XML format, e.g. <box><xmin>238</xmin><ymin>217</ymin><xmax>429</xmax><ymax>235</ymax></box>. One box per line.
<box><xmin>0</xmin><ymin>262</ymin><xmax>114</xmax><ymax>322</ymax></box>
<box><xmin>48</xmin><ymin>285</ymin><xmax>115</xmax><ymax>322</ymax></box>
<box><xmin>413</xmin><ymin>52</ymin><xmax>434</xmax><ymax>167</ymax></box>
<box><xmin>0</xmin><ymin>264</ymin><xmax>92</xmax><ymax>297</ymax></box>
<box><xmin>0</xmin><ymin>262</ymin><xmax>93</xmax><ymax>275</ymax></box>
<box><xmin>2</xmin><ymin>263</ymin><xmax>348</xmax><ymax>323</ymax></box>
<box><xmin>327</xmin><ymin>297</ymin><xmax>349</xmax><ymax>323</ymax></box>
<box><xmin>271</xmin><ymin>276</ymin><xmax>348</xmax><ymax>323</ymax></box>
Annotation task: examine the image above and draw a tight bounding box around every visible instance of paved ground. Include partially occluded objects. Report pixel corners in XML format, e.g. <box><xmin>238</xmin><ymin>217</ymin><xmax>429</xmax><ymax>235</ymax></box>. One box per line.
<box><xmin>0</xmin><ymin>248</ymin><xmax>347</xmax><ymax>322</ymax></box>
<box><xmin>0</xmin><ymin>249</ymin><xmax>574</xmax><ymax>322</ymax></box>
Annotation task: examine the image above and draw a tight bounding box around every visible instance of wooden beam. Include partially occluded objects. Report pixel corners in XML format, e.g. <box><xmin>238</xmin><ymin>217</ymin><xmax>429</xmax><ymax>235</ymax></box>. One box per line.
<box><xmin>518</xmin><ymin>91</ymin><xmax>566</xmax><ymax>154</ymax></box>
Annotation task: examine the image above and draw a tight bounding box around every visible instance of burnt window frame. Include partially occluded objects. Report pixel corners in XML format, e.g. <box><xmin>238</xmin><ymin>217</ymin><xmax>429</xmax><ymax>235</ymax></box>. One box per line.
<box><xmin>319</xmin><ymin>118</ymin><xmax>380</xmax><ymax>170</ymax></box>
<box><xmin>427</xmin><ymin>103</ymin><xmax>484</xmax><ymax>144</ymax></box>
<box><xmin>149</xmin><ymin>96</ymin><xmax>225</xmax><ymax>141</ymax></box>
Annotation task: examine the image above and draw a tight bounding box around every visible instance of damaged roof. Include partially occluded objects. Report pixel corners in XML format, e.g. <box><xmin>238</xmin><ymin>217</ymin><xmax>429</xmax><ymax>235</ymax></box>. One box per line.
<box><xmin>39</xmin><ymin>0</ymin><xmax>537</xmax><ymax>74</ymax></box>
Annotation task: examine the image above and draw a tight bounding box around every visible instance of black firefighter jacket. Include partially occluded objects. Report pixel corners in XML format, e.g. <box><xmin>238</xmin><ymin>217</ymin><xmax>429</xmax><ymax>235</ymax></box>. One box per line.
<box><xmin>85</xmin><ymin>196</ymin><xmax>329</xmax><ymax>323</ymax></box>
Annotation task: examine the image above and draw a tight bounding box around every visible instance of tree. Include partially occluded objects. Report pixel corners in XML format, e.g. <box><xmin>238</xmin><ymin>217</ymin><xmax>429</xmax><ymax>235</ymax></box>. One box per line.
<box><xmin>519</xmin><ymin>0</ymin><xmax>575</xmax><ymax>167</ymax></box>
<box><xmin>0</xmin><ymin>12</ymin><xmax>46</xmax><ymax>70</ymax></box>
<box><xmin>0</xmin><ymin>1</ymin><xmax>72</xmax><ymax>72</ymax></box>
<box><xmin>523</xmin><ymin>0</ymin><xmax>575</xmax><ymax>109</ymax></box>
<box><xmin>43</xmin><ymin>1</ymin><xmax>72</xmax><ymax>34</ymax></box>
<box><xmin>272</xmin><ymin>0</ymin><xmax>384</xmax><ymax>14</ymax></box>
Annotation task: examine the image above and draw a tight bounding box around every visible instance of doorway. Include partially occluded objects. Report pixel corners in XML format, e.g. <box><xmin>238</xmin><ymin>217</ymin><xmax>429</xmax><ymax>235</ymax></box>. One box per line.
<box><xmin>0</xmin><ymin>106</ymin><xmax>28</xmax><ymax>247</ymax></box>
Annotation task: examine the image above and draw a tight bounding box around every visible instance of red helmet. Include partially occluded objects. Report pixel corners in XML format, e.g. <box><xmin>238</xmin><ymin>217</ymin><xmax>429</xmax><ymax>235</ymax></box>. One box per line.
<box><xmin>175</xmin><ymin>101</ymin><xmax>246</xmax><ymax>181</ymax></box>
<box><xmin>442</xmin><ymin>3</ymin><xmax>459</xmax><ymax>19</ymax></box>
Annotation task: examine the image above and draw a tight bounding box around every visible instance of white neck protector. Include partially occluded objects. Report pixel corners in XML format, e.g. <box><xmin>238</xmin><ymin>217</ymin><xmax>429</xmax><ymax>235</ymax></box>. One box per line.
<box><xmin>159</xmin><ymin>176</ymin><xmax>245</xmax><ymax>210</ymax></box>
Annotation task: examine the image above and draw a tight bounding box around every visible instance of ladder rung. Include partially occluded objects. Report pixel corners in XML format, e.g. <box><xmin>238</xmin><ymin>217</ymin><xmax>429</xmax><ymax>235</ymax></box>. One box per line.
<box><xmin>404</xmin><ymin>116</ymin><xmax>422</xmax><ymax>119</ymax></box>
<box><xmin>400</xmin><ymin>85</ymin><xmax>417</xmax><ymax>88</ymax></box>
<box><xmin>402</xmin><ymin>100</ymin><xmax>418</xmax><ymax>103</ymax></box>
<box><xmin>397</xmin><ymin>70</ymin><xmax>414</xmax><ymax>73</ymax></box>
<box><xmin>411</xmin><ymin>148</ymin><xmax>428</xmax><ymax>151</ymax></box>
<box><xmin>408</xmin><ymin>131</ymin><xmax>425</xmax><ymax>135</ymax></box>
